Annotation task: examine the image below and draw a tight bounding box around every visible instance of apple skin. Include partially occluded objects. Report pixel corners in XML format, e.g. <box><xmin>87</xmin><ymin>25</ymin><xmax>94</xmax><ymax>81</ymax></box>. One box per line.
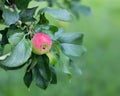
<box><xmin>31</xmin><ymin>32</ymin><xmax>52</xmax><ymax>55</ymax></box>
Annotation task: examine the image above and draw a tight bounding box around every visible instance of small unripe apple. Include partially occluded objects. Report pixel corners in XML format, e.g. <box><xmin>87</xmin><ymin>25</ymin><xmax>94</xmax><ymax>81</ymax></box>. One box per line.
<box><xmin>46</xmin><ymin>52</ymin><xmax>58</xmax><ymax>66</ymax></box>
<box><xmin>31</xmin><ymin>32</ymin><xmax>52</xmax><ymax>55</ymax></box>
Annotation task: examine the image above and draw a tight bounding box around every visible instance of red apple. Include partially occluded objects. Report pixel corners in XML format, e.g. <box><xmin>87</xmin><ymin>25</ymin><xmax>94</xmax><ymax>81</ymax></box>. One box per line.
<box><xmin>31</xmin><ymin>32</ymin><xmax>52</xmax><ymax>55</ymax></box>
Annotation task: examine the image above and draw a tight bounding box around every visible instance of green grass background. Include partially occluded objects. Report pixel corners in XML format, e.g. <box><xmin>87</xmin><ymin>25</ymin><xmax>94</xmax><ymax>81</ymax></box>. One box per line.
<box><xmin>0</xmin><ymin>0</ymin><xmax>120</xmax><ymax>96</ymax></box>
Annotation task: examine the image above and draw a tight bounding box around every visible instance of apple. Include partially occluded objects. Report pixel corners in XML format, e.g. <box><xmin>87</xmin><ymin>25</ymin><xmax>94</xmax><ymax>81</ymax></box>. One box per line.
<box><xmin>31</xmin><ymin>32</ymin><xmax>52</xmax><ymax>55</ymax></box>
<box><xmin>46</xmin><ymin>52</ymin><xmax>58</xmax><ymax>65</ymax></box>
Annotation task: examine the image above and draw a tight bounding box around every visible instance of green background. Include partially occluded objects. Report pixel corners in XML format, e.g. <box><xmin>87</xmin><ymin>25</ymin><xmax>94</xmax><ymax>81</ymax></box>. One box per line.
<box><xmin>0</xmin><ymin>0</ymin><xmax>120</xmax><ymax>96</ymax></box>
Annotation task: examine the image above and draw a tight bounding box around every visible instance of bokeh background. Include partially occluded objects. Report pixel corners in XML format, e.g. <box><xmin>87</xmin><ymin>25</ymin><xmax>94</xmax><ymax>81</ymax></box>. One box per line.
<box><xmin>0</xmin><ymin>0</ymin><xmax>120</xmax><ymax>96</ymax></box>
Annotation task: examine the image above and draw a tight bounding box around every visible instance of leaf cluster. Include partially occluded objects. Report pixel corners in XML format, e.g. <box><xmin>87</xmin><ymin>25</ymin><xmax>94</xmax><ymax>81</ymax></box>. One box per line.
<box><xmin>0</xmin><ymin>0</ymin><xmax>90</xmax><ymax>90</ymax></box>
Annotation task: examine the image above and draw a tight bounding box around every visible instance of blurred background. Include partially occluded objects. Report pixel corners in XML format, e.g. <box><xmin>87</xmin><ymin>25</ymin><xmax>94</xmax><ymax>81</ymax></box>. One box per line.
<box><xmin>0</xmin><ymin>0</ymin><xmax>120</xmax><ymax>96</ymax></box>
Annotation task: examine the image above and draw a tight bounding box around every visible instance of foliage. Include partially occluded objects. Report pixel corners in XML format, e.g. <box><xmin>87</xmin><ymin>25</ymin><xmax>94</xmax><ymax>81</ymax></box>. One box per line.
<box><xmin>0</xmin><ymin>0</ymin><xmax>91</xmax><ymax>90</ymax></box>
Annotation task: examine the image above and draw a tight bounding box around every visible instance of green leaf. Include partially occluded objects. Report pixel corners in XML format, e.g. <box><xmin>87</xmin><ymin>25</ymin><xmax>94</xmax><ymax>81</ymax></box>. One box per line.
<box><xmin>0</xmin><ymin>2</ymin><xmax>4</xmax><ymax>9</ymax></box>
<box><xmin>0</xmin><ymin>33</ymin><xmax>2</xmax><ymax>41</ymax></box>
<box><xmin>0</xmin><ymin>38</ymin><xmax>32</xmax><ymax>69</ymax></box>
<box><xmin>14</xmin><ymin>0</ymin><xmax>31</xmax><ymax>10</ymax></box>
<box><xmin>38</xmin><ymin>13</ymin><xmax>49</xmax><ymax>25</ymax></box>
<box><xmin>37</xmin><ymin>55</ymin><xmax>52</xmax><ymax>82</ymax></box>
<box><xmin>58</xmin><ymin>32</ymin><xmax>83</xmax><ymax>44</ymax></box>
<box><xmin>54</xmin><ymin>28</ymin><xmax>64</xmax><ymax>39</ymax></box>
<box><xmin>7</xmin><ymin>29</ymin><xmax>24</xmax><ymax>38</ymax></box>
<box><xmin>47</xmin><ymin>0</ymin><xmax>54</xmax><ymax>7</ymax></box>
<box><xmin>70</xmin><ymin>6</ymin><xmax>80</xmax><ymax>18</ymax></box>
<box><xmin>49</xmin><ymin>25</ymin><xmax>58</xmax><ymax>33</ymax></box>
<box><xmin>79</xmin><ymin>5</ymin><xmax>92</xmax><ymax>16</ymax></box>
<box><xmin>72</xmin><ymin>2</ymin><xmax>92</xmax><ymax>16</ymax></box>
<box><xmin>0</xmin><ymin>28</ymin><xmax>8</xmax><ymax>45</ymax></box>
<box><xmin>8</xmin><ymin>33</ymin><xmax>24</xmax><ymax>46</ymax></box>
<box><xmin>61</xmin><ymin>43</ymin><xmax>86</xmax><ymax>57</ymax></box>
<box><xmin>27</xmin><ymin>55</ymin><xmax>38</xmax><ymax>72</ymax></box>
<box><xmin>20</xmin><ymin>7</ymin><xmax>38</xmax><ymax>22</ymax></box>
<box><xmin>44</xmin><ymin>8</ymin><xmax>71</xmax><ymax>21</ymax></box>
<box><xmin>35</xmin><ymin>0</ymin><xmax>44</xmax><ymax>1</ymax></box>
<box><xmin>59</xmin><ymin>52</ymin><xmax>72</xmax><ymax>78</ymax></box>
<box><xmin>24</xmin><ymin>69</ymin><xmax>33</xmax><ymax>88</ymax></box>
<box><xmin>35</xmin><ymin>25</ymin><xmax>58</xmax><ymax>34</ymax></box>
<box><xmin>2</xmin><ymin>8</ymin><xmax>19</xmax><ymax>25</ymax></box>
<box><xmin>3</xmin><ymin>44</ymin><xmax>12</xmax><ymax>55</ymax></box>
<box><xmin>69</xmin><ymin>59</ymin><xmax>82</xmax><ymax>75</ymax></box>
<box><xmin>50</xmin><ymin>66</ymin><xmax>57</xmax><ymax>84</ymax></box>
<box><xmin>32</xmin><ymin>66</ymin><xmax>48</xmax><ymax>89</ymax></box>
